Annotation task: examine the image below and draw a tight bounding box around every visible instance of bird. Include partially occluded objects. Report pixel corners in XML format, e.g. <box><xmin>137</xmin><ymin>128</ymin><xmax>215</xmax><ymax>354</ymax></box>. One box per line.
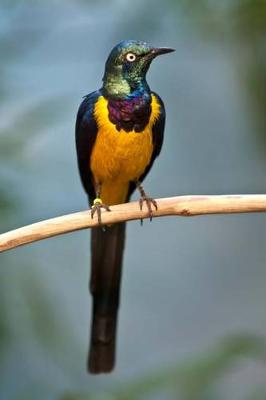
<box><xmin>75</xmin><ymin>40</ymin><xmax>174</xmax><ymax>374</ymax></box>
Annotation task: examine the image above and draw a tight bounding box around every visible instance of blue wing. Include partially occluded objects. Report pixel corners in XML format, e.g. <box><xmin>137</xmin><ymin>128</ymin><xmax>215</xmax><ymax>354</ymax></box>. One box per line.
<box><xmin>75</xmin><ymin>90</ymin><xmax>101</xmax><ymax>204</ymax></box>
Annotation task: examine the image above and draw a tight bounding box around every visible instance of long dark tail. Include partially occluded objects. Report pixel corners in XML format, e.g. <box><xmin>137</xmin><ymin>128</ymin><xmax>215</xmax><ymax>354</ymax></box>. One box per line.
<box><xmin>88</xmin><ymin>222</ymin><xmax>126</xmax><ymax>374</ymax></box>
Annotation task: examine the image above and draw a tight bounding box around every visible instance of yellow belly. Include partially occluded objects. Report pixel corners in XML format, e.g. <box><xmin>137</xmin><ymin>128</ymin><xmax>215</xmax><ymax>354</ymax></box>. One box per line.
<box><xmin>91</xmin><ymin>94</ymin><xmax>160</xmax><ymax>205</ymax></box>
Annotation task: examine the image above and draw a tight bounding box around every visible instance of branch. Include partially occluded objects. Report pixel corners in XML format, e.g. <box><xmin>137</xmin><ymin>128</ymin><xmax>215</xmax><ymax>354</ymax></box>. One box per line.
<box><xmin>1</xmin><ymin>194</ymin><xmax>266</xmax><ymax>253</ymax></box>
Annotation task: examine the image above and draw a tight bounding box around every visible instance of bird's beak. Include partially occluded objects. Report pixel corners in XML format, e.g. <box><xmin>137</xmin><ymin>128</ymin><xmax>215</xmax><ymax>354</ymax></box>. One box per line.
<box><xmin>150</xmin><ymin>47</ymin><xmax>175</xmax><ymax>58</ymax></box>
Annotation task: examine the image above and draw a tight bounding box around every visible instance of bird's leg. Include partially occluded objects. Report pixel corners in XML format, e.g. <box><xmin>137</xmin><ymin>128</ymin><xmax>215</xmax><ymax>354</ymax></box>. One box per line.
<box><xmin>91</xmin><ymin>184</ymin><xmax>111</xmax><ymax>226</ymax></box>
<box><xmin>135</xmin><ymin>181</ymin><xmax>158</xmax><ymax>225</ymax></box>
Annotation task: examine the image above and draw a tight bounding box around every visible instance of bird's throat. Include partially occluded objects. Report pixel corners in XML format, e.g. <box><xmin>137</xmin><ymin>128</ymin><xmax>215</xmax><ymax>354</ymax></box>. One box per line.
<box><xmin>102</xmin><ymin>71</ymin><xmax>152</xmax><ymax>132</ymax></box>
<box><xmin>102</xmin><ymin>72</ymin><xmax>131</xmax><ymax>98</ymax></box>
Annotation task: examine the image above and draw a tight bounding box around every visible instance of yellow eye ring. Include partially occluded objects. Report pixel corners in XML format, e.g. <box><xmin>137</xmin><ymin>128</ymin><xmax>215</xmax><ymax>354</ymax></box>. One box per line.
<box><xmin>126</xmin><ymin>52</ymin><xmax>136</xmax><ymax>62</ymax></box>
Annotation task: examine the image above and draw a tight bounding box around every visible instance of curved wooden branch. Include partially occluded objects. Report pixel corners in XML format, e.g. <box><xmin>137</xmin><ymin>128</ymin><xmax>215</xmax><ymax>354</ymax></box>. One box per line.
<box><xmin>1</xmin><ymin>194</ymin><xmax>266</xmax><ymax>253</ymax></box>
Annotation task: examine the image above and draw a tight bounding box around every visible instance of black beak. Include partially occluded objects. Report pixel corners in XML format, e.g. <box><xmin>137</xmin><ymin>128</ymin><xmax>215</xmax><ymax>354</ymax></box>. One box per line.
<box><xmin>150</xmin><ymin>47</ymin><xmax>175</xmax><ymax>58</ymax></box>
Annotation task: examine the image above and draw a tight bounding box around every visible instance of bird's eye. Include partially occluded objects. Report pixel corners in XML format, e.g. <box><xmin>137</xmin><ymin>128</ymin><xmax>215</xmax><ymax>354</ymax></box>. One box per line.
<box><xmin>126</xmin><ymin>53</ymin><xmax>136</xmax><ymax>62</ymax></box>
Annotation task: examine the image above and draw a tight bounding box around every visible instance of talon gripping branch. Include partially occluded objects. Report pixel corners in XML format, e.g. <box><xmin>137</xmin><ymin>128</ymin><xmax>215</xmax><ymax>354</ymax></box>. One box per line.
<box><xmin>75</xmin><ymin>40</ymin><xmax>174</xmax><ymax>373</ymax></box>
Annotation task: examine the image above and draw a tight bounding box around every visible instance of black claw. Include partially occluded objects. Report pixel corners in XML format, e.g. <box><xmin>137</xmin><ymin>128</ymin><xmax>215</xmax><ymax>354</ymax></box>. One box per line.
<box><xmin>138</xmin><ymin>196</ymin><xmax>157</xmax><ymax>222</ymax></box>
<box><xmin>152</xmin><ymin>199</ymin><xmax>158</xmax><ymax>210</ymax></box>
<box><xmin>97</xmin><ymin>207</ymin><xmax>101</xmax><ymax>225</ymax></box>
<box><xmin>135</xmin><ymin>182</ymin><xmax>157</xmax><ymax>224</ymax></box>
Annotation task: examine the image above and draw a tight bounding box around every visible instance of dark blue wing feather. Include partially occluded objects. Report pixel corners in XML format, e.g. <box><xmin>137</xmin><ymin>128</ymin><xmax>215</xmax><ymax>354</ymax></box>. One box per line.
<box><xmin>75</xmin><ymin>90</ymin><xmax>101</xmax><ymax>204</ymax></box>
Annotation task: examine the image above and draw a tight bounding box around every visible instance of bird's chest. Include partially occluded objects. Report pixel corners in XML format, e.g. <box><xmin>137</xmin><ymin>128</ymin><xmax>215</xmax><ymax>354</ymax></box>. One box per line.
<box><xmin>91</xmin><ymin>96</ymin><xmax>154</xmax><ymax>183</ymax></box>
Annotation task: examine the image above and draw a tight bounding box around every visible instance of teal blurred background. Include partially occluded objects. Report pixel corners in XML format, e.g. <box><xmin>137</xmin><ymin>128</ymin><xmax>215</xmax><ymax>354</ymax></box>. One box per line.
<box><xmin>0</xmin><ymin>1</ymin><xmax>266</xmax><ymax>399</ymax></box>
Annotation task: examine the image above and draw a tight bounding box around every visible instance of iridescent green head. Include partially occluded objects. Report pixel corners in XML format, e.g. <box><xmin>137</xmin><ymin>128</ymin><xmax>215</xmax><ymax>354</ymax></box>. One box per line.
<box><xmin>102</xmin><ymin>40</ymin><xmax>174</xmax><ymax>98</ymax></box>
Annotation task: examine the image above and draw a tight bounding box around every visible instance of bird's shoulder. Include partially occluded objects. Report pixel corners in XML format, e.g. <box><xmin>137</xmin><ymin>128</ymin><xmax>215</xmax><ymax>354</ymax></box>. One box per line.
<box><xmin>76</xmin><ymin>89</ymin><xmax>102</xmax><ymax>131</ymax></box>
<box><xmin>151</xmin><ymin>91</ymin><xmax>165</xmax><ymax>121</ymax></box>
<box><xmin>150</xmin><ymin>91</ymin><xmax>165</xmax><ymax>158</ymax></box>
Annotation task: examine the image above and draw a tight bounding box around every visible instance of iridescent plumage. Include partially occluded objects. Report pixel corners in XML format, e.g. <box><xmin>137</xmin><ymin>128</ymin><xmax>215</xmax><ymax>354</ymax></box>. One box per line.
<box><xmin>107</xmin><ymin>91</ymin><xmax>151</xmax><ymax>132</ymax></box>
<box><xmin>75</xmin><ymin>40</ymin><xmax>174</xmax><ymax>374</ymax></box>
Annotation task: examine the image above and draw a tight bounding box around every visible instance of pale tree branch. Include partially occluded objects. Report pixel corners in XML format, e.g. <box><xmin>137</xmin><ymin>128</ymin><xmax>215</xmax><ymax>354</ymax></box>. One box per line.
<box><xmin>1</xmin><ymin>194</ymin><xmax>266</xmax><ymax>253</ymax></box>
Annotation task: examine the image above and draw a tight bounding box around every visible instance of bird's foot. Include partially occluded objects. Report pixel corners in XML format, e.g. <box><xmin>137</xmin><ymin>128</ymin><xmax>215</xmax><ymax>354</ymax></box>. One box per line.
<box><xmin>91</xmin><ymin>198</ymin><xmax>111</xmax><ymax>226</ymax></box>
<box><xmin>136</xmin><ymin>184</ymin><xmax>157</xmax><ymax>225</ymax></box>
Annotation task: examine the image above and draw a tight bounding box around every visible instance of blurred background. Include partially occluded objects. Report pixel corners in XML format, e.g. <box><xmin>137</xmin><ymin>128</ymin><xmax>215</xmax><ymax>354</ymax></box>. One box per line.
<box><xmin>0</xmin><ymin>0</ymin><xmax>266</xmax><ymax>399</ymax></box>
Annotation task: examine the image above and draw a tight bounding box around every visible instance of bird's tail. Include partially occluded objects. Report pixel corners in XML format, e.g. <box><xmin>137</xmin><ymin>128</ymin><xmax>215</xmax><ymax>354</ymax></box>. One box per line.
<box><xmin>88</xmin><ymin>222</ymin><xmax>126</xmax><ymax>374</ymax></box>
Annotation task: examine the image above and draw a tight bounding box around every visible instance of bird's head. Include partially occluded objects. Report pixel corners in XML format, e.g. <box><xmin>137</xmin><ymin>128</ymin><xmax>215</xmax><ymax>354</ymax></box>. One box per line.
<box><xmin>102</xmin><ymin>40</ymin><xmax>174</xmax><ymax>98</ymax></box>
